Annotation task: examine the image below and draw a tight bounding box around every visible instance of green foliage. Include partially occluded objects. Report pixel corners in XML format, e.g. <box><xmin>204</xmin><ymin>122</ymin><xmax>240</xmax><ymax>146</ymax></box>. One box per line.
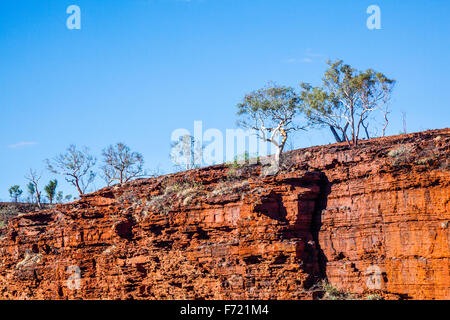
<box><xmin>56</xmin><ymin>191</ymin><xmax>64</xmax><ymax>203</ymax></box>
<box><xmin>415</xmin><ymin>156</ymin><xmax>437</xmax><ymax>165</ymax></box>
<box><xmin>300</xmin><ymin>60</ymin><xmax>395</xmax><ymax>145</ymax></box>
<box><xmin>316</xmin><ymin>280</ymin><xmax>385</xmax><ymax>300</ymax></box>
<box><xmin>8</xmin><ymin>185</ymin><xmax>23</xmax><ymax>202</ymax></box>
<box><xmin>387</xmin><ymin>145</ymin><xmax>412</xmax><ymax>158</ymax></box>
<box><xmin>226</xmin><ymin>152</ymin><xmax>259</xmax><ymax>168</ymax></box>
<box><xmin>27</xmin><ymin>182</ymin><xmax>35</xmax><ymax>202</ymax></box>
<box><xmin>365</xmin><ymin>294</ymin><xmax>384</xmax><ymax>300</ymax></box>
<box><xmin>27</xmin><ymin>183</ymin><xmax>35</xmax><ymax>196</ymax></box>
<box><xmin>44</xmin><ymin>179</ymin><xmax>58</xmax><ymax>204</ymax></box>
<box><xmin>387</xmin><ymin>145</ymin><xmax>414</xmax><ymax>166</ymax></box>
<box><xmin>237</xmin><ymin>83</ymin><xmax>306</xmax><ymax>166</ymax></box>
<box><xmin>234</xmin><ymin>151</ymin><xmax>250</xmax><ymax>163</ymax></box>
<box><xmin>320</xmin><ymin>280</ymin><xmax>356</xmax><ymax>300</ymax></box>
<box><xmin>237</xmin><ymin>84</ymin><xmax>300</xmax><ymax>118</ymax></box>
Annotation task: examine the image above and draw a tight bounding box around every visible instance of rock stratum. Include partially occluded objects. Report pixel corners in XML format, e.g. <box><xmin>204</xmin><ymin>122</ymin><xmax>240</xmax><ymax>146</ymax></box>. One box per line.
<box><xmin>0</xmin><ymin>129</ymin><xmax>448</xmax><ymax>300</ymax></box>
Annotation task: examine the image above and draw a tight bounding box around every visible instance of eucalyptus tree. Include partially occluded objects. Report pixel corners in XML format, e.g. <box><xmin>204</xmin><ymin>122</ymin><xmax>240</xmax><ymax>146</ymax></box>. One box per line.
<box><xmin>8</xmin><ymin>185</ymin><xmax>22</xmax><ymax>203</ymax></box>
<box><xmin>56</xmin><ymin>191</ymin><xmax>64</xmax><ymax>204</ymax></box>
<box><xmin>301</xmin><ymin>60</ymin><xmax>395</xmax><ymax>146</ymax></box>
<box><xmin>27</xmin><ymin>182</ymin><xmax>36</xmax><ymax>203</ymax></box>
<box><xmin>44</xmin><ymin>179</ymin><xmax>58</xmax><ymax>204</ymax></box>
<box><xmin>237</xmin><ymin>83</ymin><xmax>305</xmax><ymax>167</ymax></box>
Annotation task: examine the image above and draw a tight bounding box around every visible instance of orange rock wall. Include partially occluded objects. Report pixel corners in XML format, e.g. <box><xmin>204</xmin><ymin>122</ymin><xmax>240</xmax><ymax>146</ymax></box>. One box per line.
<box><xmin>301</xmin><ymin>130</ymin><xmax>450</xmax><ymax>300</ymax></box>
<box><xmin>0</xmin><ymin>129</ymin><xmax>448</xmax><ymax>300</ymax></box>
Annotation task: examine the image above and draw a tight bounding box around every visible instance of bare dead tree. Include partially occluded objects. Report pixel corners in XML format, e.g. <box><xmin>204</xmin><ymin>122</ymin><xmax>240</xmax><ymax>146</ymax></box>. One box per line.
<box><xmin>46</xmin><ymin>145</ymin><xmax>96</xmax><ymax>195</ymax></box>
<box><xmin>401</xmin><ymin>111</ymin><xmax>407</xmax><ymax>134</ymax></box>
<box><xmin>381</xmin><ymin>104</ymin><xmax>390</xmax><ymax>137</ymax></box>
<box><xmin>101</xmin><ymin>143</ymin><xmax>145</xmax><ymax>186</ymax></box>
<box><xmin>25</xmin><ymin>169</ymin><xmax>42</xmax><ymax>209</ymax></box>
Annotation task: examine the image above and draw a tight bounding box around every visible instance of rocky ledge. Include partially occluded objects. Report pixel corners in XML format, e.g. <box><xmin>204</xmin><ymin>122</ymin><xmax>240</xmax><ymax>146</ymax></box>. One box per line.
<box><xmin>0</xmin><ymin>129</ymin><xmax>448</xmax><ymax>300</ymax></box>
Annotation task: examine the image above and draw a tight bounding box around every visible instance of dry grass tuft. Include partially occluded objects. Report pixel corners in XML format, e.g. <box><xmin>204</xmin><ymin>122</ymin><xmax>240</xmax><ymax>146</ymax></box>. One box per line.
<box><xmin>207</xmin><ymin>180</ymin><xmax>250</xmax><ymax>199</ymax></box>
<box><xmin>16</xmin><ymin>252</ymin><xmax>43</xmax><ymax>269</ymax></box>
<box><xmin>147</xmin><ymin>180</ymin><xmax>206</xmax><ymax>215</ymax></box>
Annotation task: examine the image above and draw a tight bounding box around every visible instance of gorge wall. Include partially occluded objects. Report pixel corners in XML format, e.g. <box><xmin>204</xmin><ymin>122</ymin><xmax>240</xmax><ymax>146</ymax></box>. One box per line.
<box><xmin>0</xmin><ymin>203</ymin><xmax>44</xmax><ymax>228</ymax></box>
<box><xmin>0</xmin><ymin>129</ymin><xmax>448</xmax><ymax>300</ymax></box>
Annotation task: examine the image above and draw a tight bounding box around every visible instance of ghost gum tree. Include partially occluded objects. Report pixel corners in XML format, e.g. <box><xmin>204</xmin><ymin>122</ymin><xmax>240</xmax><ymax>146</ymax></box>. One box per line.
<box><xmin>300</xmin><ymin>60</ymin><xmax>395</xmax><ymax>146</ymax></box>
<box><xmin>237</xmin><ymin>83</ymin><xmax>305</xmax><ymax>167</ymax></box>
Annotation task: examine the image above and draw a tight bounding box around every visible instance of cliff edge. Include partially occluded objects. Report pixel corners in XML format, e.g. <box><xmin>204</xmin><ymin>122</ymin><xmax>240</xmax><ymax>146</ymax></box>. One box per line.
<box><xmin>0</xmin><ymin>129</ymin><xmax>448</xmax><ymax>300</ymax></box>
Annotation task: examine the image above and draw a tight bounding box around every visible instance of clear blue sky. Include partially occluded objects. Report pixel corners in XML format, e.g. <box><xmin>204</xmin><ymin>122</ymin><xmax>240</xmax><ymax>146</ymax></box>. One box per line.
<box><xmin>1</xmin><ymin>0</ymin><xmax>449</xmax><ymax>201</ymax></box>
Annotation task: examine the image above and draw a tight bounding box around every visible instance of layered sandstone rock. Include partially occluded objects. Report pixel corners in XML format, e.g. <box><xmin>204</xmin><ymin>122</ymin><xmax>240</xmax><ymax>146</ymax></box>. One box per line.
<box><xmin>0</xmin><ymin>129</ymin><xmax>448</xmax><ymax>300</ymax></box>
<box><xmin>0</xmin><ymin>203</ymin><xmax>46</xmax><ymax>228</ymax></box>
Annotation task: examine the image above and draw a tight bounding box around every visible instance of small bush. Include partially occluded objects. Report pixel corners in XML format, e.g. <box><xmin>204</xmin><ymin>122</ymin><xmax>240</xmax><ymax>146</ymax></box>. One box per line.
<box><xmin>320</xmin><ymin>280</ymin><xmax>356</xmax><ymax>300</ymax></box>
<box><xmin>387</xmin><ymin>145</ymin><xmax>413</xmax><ymax>158</ymax></box>
<box><xmin>147</xmin><ymin>179</ymin><xmax>205</xmax><ymax>215</ymax></box>
<box><xmin>387</xmin><ymin>145</ymin><xmax>414</xmax><ymax>166</ymax></box>
<box><xmin>207</xmin><ymin>180</ymin><xmax>250</xmax><ymax>199</ymax></box>
<box><xmin>16</xmin><ymin>252</ymin><xmax>43</xmax><ymax>269</ymax></box>
<box><xmin>180</xmin><ymin>186</ymin><xmax>205</xmax><ymax>206</ymax></box>
<box><xmin>279</xmin><ymin>153</ymin><xmax>297</xmax><ymax>172</ymax></box>
<box><xmin>365</xmin><ymin>294</ymin><xmax>384</xmax><ymax>300</ymax></box>
<box><xmin>415</xmin><ymin>157</ymin><xmax>434</xmax><ymax>165</ymax></box>
<box><xmin>227</xmin><ymin>152</ymin><xmax>259</xmax><ymax>167</ymax></box>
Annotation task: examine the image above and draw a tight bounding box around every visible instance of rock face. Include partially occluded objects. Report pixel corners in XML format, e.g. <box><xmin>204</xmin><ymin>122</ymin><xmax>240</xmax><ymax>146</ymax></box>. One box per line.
<box><xmin>0</xmin><ymin>203</ymin><xmax>45</xmax><ymax>228</ymax></box>
<box><xmin>0</xmin><ymin>129</ymin><xmax>448</xmax><ymax>300</ymax></box>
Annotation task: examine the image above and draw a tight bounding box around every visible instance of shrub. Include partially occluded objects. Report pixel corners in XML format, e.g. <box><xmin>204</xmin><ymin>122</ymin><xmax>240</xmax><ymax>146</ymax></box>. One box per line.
<box><xmin>415</xmin><ymin>157</ymin><xmax>434</xmax><ymax>165</ymax></box>
<box><xmin>207</xmin><ymin>180</ymin><xmax>250</xmax><ymax>200</ymax></box>
<box><xmin>226</xmin><ymin>152</ymin><xmax>259</xmax><ymax>169</ymax></box>
<box><xmin>387</xmin><ymin>145</ymin><xmax>413</xmax><ymax>158</ymax></box>
<box><xmin>16</xmin><ymin>252</ymin><xmax>43</xmax><ymax>269</ymax></box>
<box><xmin>387</xmin><ymin>145</ymin><xmax>414</xmax><ymax>166</ymax></box>
<box><xmin>147</xmin><ymin>179</ymin><xmax>205</xmax><ymax>215</ymax></box>
<box><xmin>365</xmin><ymin>294</ymin><xmax>384</xmax><ymax>300</ymax></box>
<box><xmin>320</xmin><ymin>280</ymin><xmax>356</xmax><ymax>300</ymax></box>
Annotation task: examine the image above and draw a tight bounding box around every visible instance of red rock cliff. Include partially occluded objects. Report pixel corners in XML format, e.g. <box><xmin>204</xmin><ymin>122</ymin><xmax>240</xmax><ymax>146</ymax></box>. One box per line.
<box><xmin>0</xmin><ymin>129</ymin><xmax>448</xmax><ymax>300</ymax></box>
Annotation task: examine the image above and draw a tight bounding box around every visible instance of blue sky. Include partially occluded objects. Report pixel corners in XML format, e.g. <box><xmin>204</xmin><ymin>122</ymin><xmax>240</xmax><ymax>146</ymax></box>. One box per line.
<box><xmin>1</xmin><ymin>0</ymin><xmax>449</xmax><ymax>201</ymax></box>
